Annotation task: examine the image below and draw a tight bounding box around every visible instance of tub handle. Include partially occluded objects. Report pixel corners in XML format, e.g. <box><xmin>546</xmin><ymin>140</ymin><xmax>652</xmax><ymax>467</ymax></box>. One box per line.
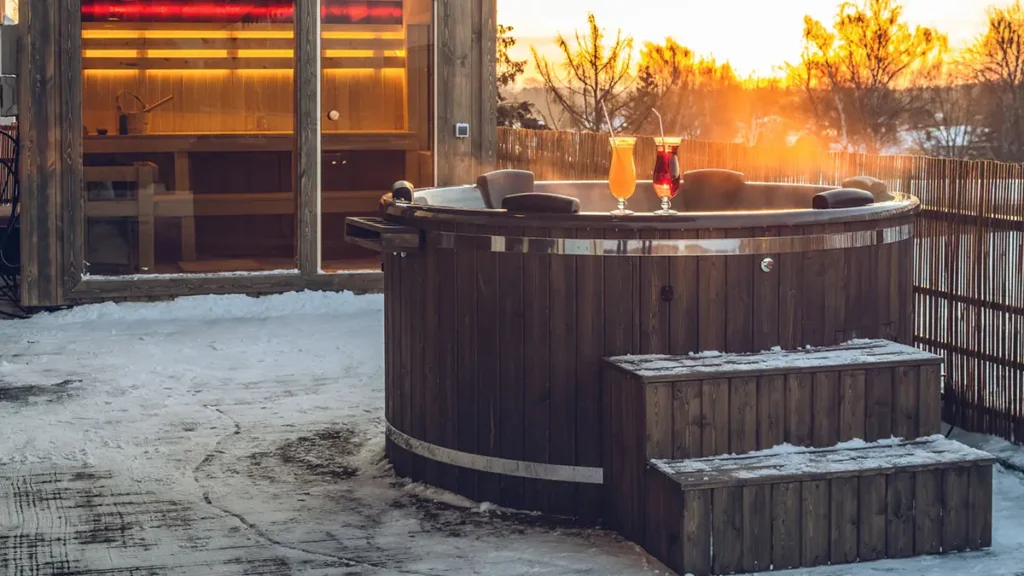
<box><xmin>344</xmin><ymin>217</ymin><xmax>421</xmax><ymax>253</ymax></box>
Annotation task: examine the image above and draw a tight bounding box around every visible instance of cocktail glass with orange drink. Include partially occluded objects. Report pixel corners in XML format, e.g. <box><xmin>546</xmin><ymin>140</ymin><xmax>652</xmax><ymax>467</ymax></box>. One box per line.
<box><xmin>609</xmin><ymin>136</ymin><xmax>637</xmax><ymax>216</ymax></box>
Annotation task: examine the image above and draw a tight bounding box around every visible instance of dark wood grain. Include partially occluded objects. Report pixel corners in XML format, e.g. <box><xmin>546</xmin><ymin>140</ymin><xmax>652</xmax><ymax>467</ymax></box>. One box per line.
<box><xmin>786</xmin><ymin>373</ymin><xmax>813</xmax><ymax>447</ymax></box>
<box><xmin>577</xmin><ymin>227</ymin><xmax>608</xmax><ymax>521</ymax></box>
<box><xmin>548</xmin><ymin>228</ymin><xmax>577</xmax><ymax>516</ymax></box>
<box><xmin>802</xmin><ymin>480</ymin><xmax>831</xmax><ymax>566</ymax></box>
<box><xmin>777</xmin><ymin>227</ymin><xmax>805</xmax><ymax>350</ymax></box>
<box><xmin>455</xmin><ymin>226</ymin><xmax>479</xmax><ymax>501</ymax></box>
<box><xmin>915</xmin><ymin>469</ymin><xmax>942</xmax><ymax>555</ymax></box>
<box><xmin>942</xmin><ymin>467</ymin><xmax>970</xmax><ymax>552</ymax></box>
<box><xmin>646</xmin><ymin>384</ymin><xmax>673</xmax><ymax>459</ymax></box>
<box><xmin>742</xmin><ymin>484</ymin><xmax>772</xmax><ymax>573</ymax></box>
<box><xmin>476</xmin><ymin>225</ymin><xmax>501</xmax><ymax>503</ymax></box>
<box><xmin>772</xmin><ymin>482</ymin><xmax>803</xmax><ymax>570</ymax></box>
<box><xmin>640</xmin><ymin>231</ymin><xmax>670</xmax><ymax>355</ymax></box>
<box><xmin>830</xmin><ymin>477</ymin><xmax>858</xmax><ymax>564</ymax></box>
<box><xmin>702</xmin><ymin>379</ymin><xmax>731</xmax><ymax>456</ymax></box>
<box><xmin>758</xmin><ymin>374</ymin><xmax>786</xmax><ymax>450</ymax></box>
<box><xmin>968</xmin><ymin>465</ymin><xmax>993</xmax><ymax>549</ymax></box>
<box><xmin>669</xmin><ymin>229</ymin><xmax>700</xmax><ymax>355</ymax></box>
<box><xmin>725</xmin><ymin>230</ymin><xmax>754</xmax><ymax>353</ymax></box>
<box><xmin>812</xmin><ymin>372</ymin><xmax>840</xmax><ymax>447</ymax></box>
<box><xmin>523</xmin><ymin>233</ymin><xmax>551</xmax><ymax>512</ymax></box>
<box><xmin>894</xmin><ymin>365</ymin><xmax>920</xmax><ymax>440</ymax></box>
<box><xmin>682</xmin><ymin>489</ymin><xmax>711</xmax><ymax>576</ymax></box>
<box><xmin>801</xmin><ymin>226</ymin><xmax>827</xmax><ymax>345</ymax></box>
<box><xmin>712</xmin><ymin>486</ymin><xmax>743</xmax><ymax>575</ymax></box>
<box><xmin>839</xmin><ymin>370</ymin><xmax>867</xmax><ymax>442</ymax></box>
<box><xmin>62</xmin><ymin>0</ymin><xmax>84</xmax><ymax>298</ymax></box>
<box><xmin>753</xmin><ymin>227</ymin><xmax>781</xmax><ymax>351</ymax></box>
<box><xmin>497</xmin><ymin>227</ymin><xmax>526</xmax><ymax>509</ymax></box>
<box><xmin>887</xmin><ymin>472</ymin><xmax>916</xmax><ymax>558</ymax></box>
<box><xmin>822</xmin><ymin>223</ymin><xmax>848</xmax><ymax>344</ymax></box>
<box><xmin>698</xmin><ymin>229</ymin><xmax>727</xmax><ymax>352</ymax></box>
<box><xmin>730</xmin><ymin>377</ymin><xmax>758</xmax><ymax>455</ymax></box>
<box><xmin>422</xmin><ymin>232</ymin><xmax>442</xmax><ymax>488</ymax></box>
<box><xmin>866</xmin><ymin>368</ymin><xmax>895</xmax><ymax>441</ymax></box>
<box><xmin>919</xmin><ymin>364</ymin><xmax>943</xmax><ymax>436</ymax></box>
<box><xmin>673</xmin><ymin>381</ymin><xmax>703</xmax><ymax>459</ymax></box>
<box><xmin>436</xmin><ymin>224</ymin><xmax>459</xmax><ymax>492</ymax></box>
<box><xmin>859</xmin><ymin>474</ymin><xmax>887</xmax><ymax>560</ymax></box>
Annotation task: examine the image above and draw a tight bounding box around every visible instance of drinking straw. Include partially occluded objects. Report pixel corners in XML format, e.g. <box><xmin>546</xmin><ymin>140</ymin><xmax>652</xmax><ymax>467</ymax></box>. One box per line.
<box><xmin>601</xmin><ymin>101</ymin><xmax>617</xmax><ymax>144</ymax></box>
<box><xmin>652</xmin><ymin>108</ymin><xmax>666</xmax><ymax>149</ymax></box>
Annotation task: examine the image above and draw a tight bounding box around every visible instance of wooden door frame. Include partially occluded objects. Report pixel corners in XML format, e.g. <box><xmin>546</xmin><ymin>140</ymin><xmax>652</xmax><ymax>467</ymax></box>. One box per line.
<box><xmin>18</xmin><ymin>0</ymin><xmax>496</xmax><ymax>306</ymax></box>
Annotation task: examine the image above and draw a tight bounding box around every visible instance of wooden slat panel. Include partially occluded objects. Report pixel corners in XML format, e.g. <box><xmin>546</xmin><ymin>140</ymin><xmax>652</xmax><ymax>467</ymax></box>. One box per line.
<box><xmin>698</xmin><ymin>229</ymin><xmax>727</xmax><ymax>352</ymax></box>
<box><xmin>455</xmin><ymin>225</ymin><xmax>479</xmax><ymax>500</ymax></box>
<box><xmin>712</xmin><ymin>486</ymin><xmax>743</xmax><ymax>575</ymax></box>
<box><xmin>523</xmin><ymin>241</ymin><xmax>551</xmax><ymax>512</ymax></box>
<box><xmin>753</xmin><ymin>228</ymin><xmax>781</xmax><ymax>351</ymax></box>
<box><xmin>859</xmin><ymin>474</ymin><xmax>887</xmax><ymax>561</ymax></box>
<box><xmin>729</xmin><ymin>377</ymin><xmax>758</xmax><ymax>455</ymax></box>
<box><xmin>498</xmin><ymin>228</ymin><xmax>525</xmax><ymax>509</ymax></box>
<box><xmin>436</xmin><ymin>223</ymin><xmax>459</xmax><ymax>493</ymax></box>
<box><xmin>408</xmin><ymin>251</ymin><xmax>428</xmax><ymax>480</ymax></box>
<box><xmin>83</xmin><ymin>55</ymin><xmax>406</xmax><ymax>70</ymax></box>
<box><xmin>915</xmin><ymin>469</ymin><xmax>943</xmax><ymax>555</ymax></box>
<box><xmin>777</xmin><ymin>228</ymin><xmax>805</xmax><ymax>349</ymax></box>
<box><xmin>702</xmin><ymin>379</ymin><xmax>730</xmax><ymax>456</ymax></box>
<box><xmin>893</xmin><ymin>365</ymin><xmax>920</xmax><ymax>439</ymax></box>
<box><xmin>865</xmin><ymin>368</ymin><xmax>894</xmax><ymax>441</ymax></box>
<box><xmin>887</xmin><ymin>472</ymin><xmax>916</xmax><ymax>558</ymax></box>
<box><xmin>919</xmin><ymin>364</ymin><xmax>942</xmax><ymax>436</ymax></box>
<box><xmin>640</xmin><ymin>232</ymin><xmax>670</xmax><ymax>355</ymax></box>
<box><xmin>422</xmin><ymin>229</ymin><xmax>442</xmax><ymax>489</ymax></box>
<box><xmin>800</xmin><ymin>228</ymin><xmax>827</xmax><ymax>345</ymax></box>
<box><xmin>772</xmin><ymin>482</ymin><xmax>802</xmax><ymax>570</ymax></box>
<box><xmin>476</xmin><ymin>241</ymin><xmax>501</xmax><ymax>504</ymax></box>
<box><xmin>785</xmin><ymin>373</ymin><xmax>813</xmax><ymax>447</ymax></box>
<box><xmin>681</xmin><ymin>489</ymin><xmax>711</xmax><ymax>576</ymax></box>
<box><xmin>742</xmin><ymin>484</ymin><xmax>772</xmax><ymax>573</ymax></box>
<box><xmin>801</xmin><ymin>480</ymin><xmax>830</xmax><ymax>566</ymax></box>
<box><xmin>547</xmin><ymin>229</ymin><xmax>577</xmax><ymax>516</ymax></box>
<box><xmin>646</xmin><ymin>384</ymin><xmax>673</xmax><ymax>459</ymax></box>
<box><xmin>725</xmin><ymin>230</ymin><xmax>754</xmax><ymax>353</ymax></box>
<box><xmin>673</xmin><ymin>381</ymin><xmax>703</xmax><ymax>459</ymax></box>
<box><xmin>758</xmin><ymin>374</ymin><xmax>786</xmax><ymax>450</ymax></box>
<box><xmin>968</xmin><ymin>465</ymin><xmax>994</xmax><ymax>549</ymax></box>
<box><xmin>942</xmin><ymin>467</ymin><xmax>970</xmax><ymax>552</ymax></box>
<box><xmin>823</xmin><ymin>222</ymin><xmax>848</xmax><ymax>344</ymax></box>
<box><xmin>812</xmin><ymin>372</ymin><xmax>839</xmax><ymax>447</ymax></box>
<box><xmin>839</xmin><ymin>369</ymin><xmax>866</xmax><ymax>442</ymax></box>
<box><xmin>669</xmin><ymin>229</ymin><xmax>700</xmax><ymax>355</ymax></box>
<box><xmin>577</xmin><ymin>228</ymin><xmax>606</xmax><ymax>521</ymax></box>
<box><xmin>830</xmin><ymin>477</ymin><xmax>858</xmax><ymax>564</ymax></box>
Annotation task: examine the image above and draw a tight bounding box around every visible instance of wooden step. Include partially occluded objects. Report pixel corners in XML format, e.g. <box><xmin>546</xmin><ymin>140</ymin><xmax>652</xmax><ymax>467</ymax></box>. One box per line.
<box><xmin>642</xmin><ymin>437</ymin><xmax>994</xmax><ymax>576</ymax></box>
<box><xmin>601</xmin><ymin>339</ymin><xmax>944</xmax><ymax>540</ymax></box>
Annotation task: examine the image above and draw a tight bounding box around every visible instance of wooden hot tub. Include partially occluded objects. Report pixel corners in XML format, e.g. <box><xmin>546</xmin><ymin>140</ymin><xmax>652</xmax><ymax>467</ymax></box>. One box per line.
<box><xmin>346</xmin><ymin>172</ymin><xmax>919</xmax><ymax>519</ymax></box>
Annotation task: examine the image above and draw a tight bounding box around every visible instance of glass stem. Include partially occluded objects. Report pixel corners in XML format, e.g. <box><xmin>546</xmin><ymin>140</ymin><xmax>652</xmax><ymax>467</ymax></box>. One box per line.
<box><xmin>661</xmin><ymin>197</ymin><xmax>672</xmax><ymax>212</ymax></box>
<box><xmin>617</xmin><ymin>199</ymin><xmax>627</xmax><ymax>213</ymax></box>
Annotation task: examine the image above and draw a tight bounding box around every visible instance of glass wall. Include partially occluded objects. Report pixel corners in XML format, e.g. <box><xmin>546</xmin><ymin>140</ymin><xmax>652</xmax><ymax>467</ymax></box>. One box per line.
<box><xmin>320</xmin><ymin>0</ymin><xmax>433</xmax><ymax>272</ymax></box>
<box><xmin>80</xmin><ymin>0</ymin><xmax>296</xmax><ymax>275</ymax></box>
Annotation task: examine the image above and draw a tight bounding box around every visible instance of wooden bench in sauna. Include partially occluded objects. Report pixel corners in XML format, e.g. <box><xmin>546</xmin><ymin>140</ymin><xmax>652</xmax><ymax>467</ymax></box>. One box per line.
<box><xmin>600</xmin><ymin>339</ymin><xmax>995</xmax><ymax>575</ymax></box>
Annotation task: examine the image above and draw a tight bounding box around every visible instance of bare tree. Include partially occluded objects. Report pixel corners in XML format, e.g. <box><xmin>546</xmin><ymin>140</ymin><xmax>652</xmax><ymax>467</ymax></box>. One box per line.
<box><xmin>962</xmin><ymin>1</ymin><xmax>1024</xmax><ymax>161</ymax></box>
<box><xmin>912</xmin><ymin>82</ymin><xmax>986</xmax><ymax>158</ymax></box>
<box><xmin>787</xmin><ymin>0</ymin><xmax>946</xmax><ymax>153</ymax></box>
<box><xmin>532</xmin><ymin>13</ymin><xmax>639</xmax><ymax>131</ymax></box>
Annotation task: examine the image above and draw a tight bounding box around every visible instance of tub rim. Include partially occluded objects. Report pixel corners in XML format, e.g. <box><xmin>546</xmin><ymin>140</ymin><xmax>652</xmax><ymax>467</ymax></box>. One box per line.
<box><xmin>382</xmin><ymin>184</ymin><xmax>920</xmax><ymax>231</ymax></box>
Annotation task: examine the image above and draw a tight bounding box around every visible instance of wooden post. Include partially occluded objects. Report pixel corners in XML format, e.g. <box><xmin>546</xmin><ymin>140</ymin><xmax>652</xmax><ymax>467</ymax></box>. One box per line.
<box><xmin>295</xmin><ymin>0</ymin><xmax>321</xmax><ymax>275</ymax></box>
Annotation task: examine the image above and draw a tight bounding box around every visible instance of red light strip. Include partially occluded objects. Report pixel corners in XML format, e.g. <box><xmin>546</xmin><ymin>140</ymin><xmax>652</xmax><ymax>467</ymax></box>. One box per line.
<box><xmin>81</xmin><ymin>1</ymin><xmax>403</xmax><ymax>24</ymax></box>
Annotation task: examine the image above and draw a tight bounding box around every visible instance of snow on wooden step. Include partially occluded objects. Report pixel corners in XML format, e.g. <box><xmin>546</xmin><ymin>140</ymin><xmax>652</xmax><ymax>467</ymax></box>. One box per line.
<box><xmin>651</xmin><ymin>436</ymin><xmax>994</xmax><ymax>490</ymax></box>
<box><xmin>605</xmin><ymin>339</ymin><xmax>942</xmax><ymax>383</ymax></box>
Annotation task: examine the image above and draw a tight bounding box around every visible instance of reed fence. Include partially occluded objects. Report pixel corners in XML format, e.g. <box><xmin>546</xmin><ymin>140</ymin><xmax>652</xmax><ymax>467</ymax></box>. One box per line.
<box><xmin>497</xmin><ymin>127</ymin><xmax>1024</xmax><ymax>445</ymax></box>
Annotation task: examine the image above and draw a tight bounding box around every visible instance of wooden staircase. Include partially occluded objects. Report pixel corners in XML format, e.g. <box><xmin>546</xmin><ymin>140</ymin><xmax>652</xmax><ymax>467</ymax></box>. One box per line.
<box><xmin>601</xmin><ymin>340</ymin><xmax>995</xmax><ymax>576</ymax></box>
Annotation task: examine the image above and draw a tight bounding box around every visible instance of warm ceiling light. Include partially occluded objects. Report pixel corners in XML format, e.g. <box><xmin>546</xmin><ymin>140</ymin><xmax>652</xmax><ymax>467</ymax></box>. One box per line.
<box><xmin>80</xmin><ymin>1</ymin><xmax>403</xmax><ymax>25</ymax></box>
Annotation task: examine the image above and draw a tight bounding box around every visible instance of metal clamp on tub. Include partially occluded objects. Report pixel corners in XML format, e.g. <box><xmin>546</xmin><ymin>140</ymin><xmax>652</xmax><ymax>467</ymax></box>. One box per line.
<box><xmin>344</xmin><ymin>217</ymin><xmax>421</xmax><ymax>253</ymax></box>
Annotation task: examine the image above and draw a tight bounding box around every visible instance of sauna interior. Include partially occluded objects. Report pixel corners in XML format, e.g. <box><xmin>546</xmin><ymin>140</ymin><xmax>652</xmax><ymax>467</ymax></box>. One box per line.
<box><xmin>81</xmin><ymin>0</ymin><xmax>432</xmax><ymax>275</ymax></box>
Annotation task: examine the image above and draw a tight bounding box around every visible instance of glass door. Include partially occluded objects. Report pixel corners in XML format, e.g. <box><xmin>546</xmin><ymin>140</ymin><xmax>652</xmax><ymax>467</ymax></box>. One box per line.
<box><xmin>319</xmin><ymin>0</ymin><xmax>433</xmax><ymax>272</ymax></box>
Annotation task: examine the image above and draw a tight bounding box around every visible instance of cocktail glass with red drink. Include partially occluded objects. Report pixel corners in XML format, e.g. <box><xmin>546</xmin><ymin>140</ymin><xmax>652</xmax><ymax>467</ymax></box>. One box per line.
<box><xmin>652</xmin><ymin>137</ymin><xmax>682</xmax><ymax>215</ymax></box>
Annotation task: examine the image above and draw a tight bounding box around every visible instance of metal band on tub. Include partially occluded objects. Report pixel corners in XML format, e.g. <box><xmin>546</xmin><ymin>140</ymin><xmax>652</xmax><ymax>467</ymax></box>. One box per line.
<box><xmin>428</xmin><ymin>223</ymin><xmax>913</xmax><ymax>256</ymax></box>
<box><xmin>386</xmin><ymin>422</ymin><xmax>604</xmax><ymax>484</ymax></box>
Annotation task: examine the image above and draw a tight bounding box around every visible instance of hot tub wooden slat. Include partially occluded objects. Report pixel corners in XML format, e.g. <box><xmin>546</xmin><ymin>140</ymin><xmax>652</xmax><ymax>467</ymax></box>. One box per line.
<box><xmin>455</xmin><ymin>223</ymin><xmax>480</xmax><ymax>501</ymax></box>
<box><xmin>475</xmin><ymin>223</ymin><xmax>502</xmax><ymax>505</ymax></box>
<box><xmin>669</xmin><ymin>228</ymin><xmax>700</xmax><ymax>355</ymax></box>
<box><xmin>524</xmin><ymin>226</ymin><xmax>551</xmax><ymax>513</ymax></box>
<box><xmin>726</xmin><ymin>228</ymin><xmax>755</xmax><ymax>353</ymax></box>
<box><xmin>410</xmin><ymin>250</ymin><xmax>429</xmax><ymax>482</ymax></box>
<box><xmin>640</xmin><ymin>229</ymin><xmax>671</xmax><ymax>355</ymax></box>
<box><xmin>802</xmin><ymin>224</ymin><xmax>828</xmax><ymax>346</ymax></box>
<box><xmin>498</xmin><ymin>225</ymin><xmax>526</xmax><ymax>510</ymax></box>
<box><xmin>778</xmin><ymin>230</ymin><xmax>805</xmax><ymax>350</ymax></box>
<box><xmin>698</xmin><ymin>228</ymin><xmax>727</xmax><ymax>352</ymax></box>
<box><xmin>753</xmin><ymin>226</ymin><xmax>781</xmax><ymax>352</ymax></box>
<box><xmin>437</xmin><ymin>222</ymin><xmax>460</xmax><ymax>493</ymax></box>
<box><xmin>548</xmin><ymin>226</ymin><xmax>578</xmax><ymax>517</ymax></box>
<box><xmin>824</xmin><ymin>222</ymin><xmax>849</xmax><ymax>345</ymax></box>
<box><xmin>423</xmin><ymin>242</ymin><xmax>441</xmax><ymax>489</ymax></box>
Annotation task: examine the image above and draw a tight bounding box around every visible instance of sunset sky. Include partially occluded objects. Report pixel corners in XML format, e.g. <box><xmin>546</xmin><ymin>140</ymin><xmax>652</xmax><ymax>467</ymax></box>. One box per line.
<box><xmin>500</xmin><ymin>0</ymin><xmax>1016</xmax><ymax>80</ymax></box>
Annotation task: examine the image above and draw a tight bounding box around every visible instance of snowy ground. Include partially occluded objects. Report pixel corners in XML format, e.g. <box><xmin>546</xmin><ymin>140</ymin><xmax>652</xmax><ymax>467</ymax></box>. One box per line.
<box><xmin>1</xmin><ymin>291</ymin><xmax>1024</xmax><ymax>575</ymax></box>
